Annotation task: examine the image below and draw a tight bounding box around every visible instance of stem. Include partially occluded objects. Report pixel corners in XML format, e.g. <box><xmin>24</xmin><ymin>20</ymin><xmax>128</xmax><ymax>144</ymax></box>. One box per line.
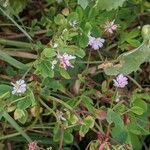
<box><xmin>76</xmin><ymin>61</ymin><xmax>103</xmax><ymax>64</ymax></box>
<box><xmin>127</xmin><ymin>75</ymin><xmax>143</xmax><ymax>89</ymax></box>
<box><xmin>39</xmin><ymin>99</ymin><xmax>59</xmax><ymax>123</ymax></box>
<box><xmin>58</xmin><ymin>125</ymin><xmax>64</xmax><ymax>150</ymax></box>
<box><xmin>0</xmin><ymin>38</ymin><xmax>34</xmax><ymax>49</ymax></box>
<box><xmin>97</xmin><ymin>49</ymin><xmax>104</xmax><ymax>61</ymax></box>
<box><xmin>0</xmin><ymin>132</ymin><xmax>21</xmax><ymax>141</ymax></box>
<box><xmin>2</xmin><ymin>111</ymin><xmax>32</xmax><ymax>142</ymax></box>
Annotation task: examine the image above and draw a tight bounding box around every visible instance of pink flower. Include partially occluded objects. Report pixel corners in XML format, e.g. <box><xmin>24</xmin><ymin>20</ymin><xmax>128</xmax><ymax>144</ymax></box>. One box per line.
<box><xmin>113</xmin><ymin>74</ymin><xmax>128</xmax><ymax>88</ymax></box>
<box><xmin>99</xmin><ymin>143</ymin><xmax>106</xmax><ymax>150</ymax></box>
<box><xmin>88</xmin><ymin>36</ymin><xmax>105</xmax><ymax>50</ymax></box>
<box><xmin>28</xmin><ymin>141</ymin><xmax>37</xmax><ymax>150</ymax></box>
<box><xmin>104</xmin><ymin>20</ymin><xmax>117</xmax><ymax>34</ymax></box>
<box><xmin>57</xmin><ymin>52</ymin><xmax>76</xmax><ymax>69</ymax></box>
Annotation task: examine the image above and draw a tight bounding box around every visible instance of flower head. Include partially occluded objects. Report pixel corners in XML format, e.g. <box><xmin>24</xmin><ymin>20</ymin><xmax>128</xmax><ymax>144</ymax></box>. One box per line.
<box><xmin>56</xmin><ymin>110</ymin><xmax>66</xmax><ymax>121</ymax></box>
<box><xmin>113</xmin><ymin>74</ymin><xmax>128</xmax><ymax>88</ymax></box>
<box><xmin>57</xmin><ymin>52</ymin><xmax>76</xmax><ymax>69</ymax></box>
<box><xmin>11</xmin><ymin>79</ymin><xmax>27</xmax><ymax>96</ymax></box>
<box><xmin>88</xmin><ymin>36</ymin><xmax>105</xmax><ymax>50</ymax></box>
<box><xmin>28</xmin><ymin>141</ymin><xmax>37</xmax><ymax>150</ymax></box>
<box><xmin>51</xmin><ymin>60</ymin><xmax>58</xmax><ymax>70</ymax></box>
<box><xmin>104</xmin><ymin>20</ymin><xmax>117</xmax><ymax>34</ymax></box>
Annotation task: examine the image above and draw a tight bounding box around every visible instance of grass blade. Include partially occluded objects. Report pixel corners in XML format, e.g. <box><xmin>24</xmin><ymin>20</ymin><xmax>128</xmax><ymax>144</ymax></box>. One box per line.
<box><xmin>0</xmin><ymin>50</ymin><xmax>29</xmax><ymax>70</ymax></box>
<box><xmin>2</xmin><ymin>111</ymin><xmax>32</xmax><ymax>142</ymax></box>
<box><xmin>0</xmin><ymin>6</ymin><xmax>32</xmax><ymax>41</ymax></box>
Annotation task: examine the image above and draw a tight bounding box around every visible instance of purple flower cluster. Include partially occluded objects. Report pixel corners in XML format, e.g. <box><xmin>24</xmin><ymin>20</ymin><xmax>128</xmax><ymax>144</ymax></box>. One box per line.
<box><xmin>104</xmin><ymin>20</ymin><xmax>117</xmax><ymax>34</ymax></box>
<box><xmin>113</xmin><ymin>74</ymin><xmax>128</xmax><ymax>88</ymax></box>
<box><xmin>88</xmin><ymin>36</ymin><xmax>105</xmax><ymax>50</ymax></box>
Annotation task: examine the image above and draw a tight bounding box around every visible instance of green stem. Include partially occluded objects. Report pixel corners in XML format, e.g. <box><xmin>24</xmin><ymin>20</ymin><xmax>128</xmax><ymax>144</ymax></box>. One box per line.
<box><xmin>0</xmin><ymin>132</ymin><xmax>21</xmax><ymax>141</ymax></box>
<box><xmin>43</xmin><ymin>95</ymin><xmax>73</xmax><ymax>110</ymax></box>
<box><xmin>76</xmin><ymin>61</ymin><xmax>103</xmax><ymax>64</ymax></box>
<box><xmin>0</xmin><ymin>6</ymin><xmax>32</xmax><ymax>41</ymax></box>
<box><xmin>127</xmin><ymin>75</ymin><xmax>143</xmax><ymax>89</ymax></box>
<box><xmin>2</xmin><ymin>111</ymin><xmax>32</xmax><ymax>142</ymax></box>
<box><xmin>0</xmin><ymin>38</ymin><xmax>34</xmax><ymax>49</ymax></box>
<box><xmin>39</xmin><ymin>99</ymin><xmax>59</xmax><ymax>123</ymax></box>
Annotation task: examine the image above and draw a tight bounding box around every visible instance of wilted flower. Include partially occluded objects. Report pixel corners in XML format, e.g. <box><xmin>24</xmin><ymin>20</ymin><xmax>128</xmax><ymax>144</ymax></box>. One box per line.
<box><xmin>51</xmin><ymin>60</ymin><xmax>58</xmax><ymax>70</ymax></box>
<box><xmin>57</xmin><ymin>52</ymin><xmax>76</xmax><ymax>69</ymax></box>
<box><xmin>104</xmin><ymin>20</ymin><xmax>117</xmax><ymax>34</ymax></box>
<box><xmin>88</xmin><ymin>36</ymin><xmax>105</xmax><ymax>50</ymax></box>
<box><xmin>28</xmin><ymin>141</ymin><xmax>37</xmax><ymax>150</ymax></box>
<box><xmin>11</xmin><ymin>79</ymin><xmax>27</xmax><ymax>96</ymax></box>
<box><xmin>113</xmin><ymin>74</ymin><xmax>128</xmax><ymax>88</ymax></box>
<box><xmin>56</xmin><ymin>110</ymin><xmax>66</xmax><ymax>121</ymax></box>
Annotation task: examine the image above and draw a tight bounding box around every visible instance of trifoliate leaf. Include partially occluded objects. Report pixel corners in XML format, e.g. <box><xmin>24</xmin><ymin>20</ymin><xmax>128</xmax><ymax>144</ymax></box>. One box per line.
<box><xmin>78</xmin><ymin>0</ymin><xmax>89</xmax><ymax>10</ymax></box>
<box><xmin>105</xmin><ymin>25</ymin><xmax>150</xmax><ymax>75</ymax></box>
<box><xmin>95</xmin><ymin>0</ymin><xmax>126</xmax><ymax>11</ymax></box>
<box><xmin>104</xmin><ymin>42</ymin><xmax>150</xmax><ymax>75</ymax></box>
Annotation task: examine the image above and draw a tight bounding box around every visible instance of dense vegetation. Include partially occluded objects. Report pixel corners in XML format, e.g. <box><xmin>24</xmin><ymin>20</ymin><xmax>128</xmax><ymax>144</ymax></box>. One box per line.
<box><xmin>0</xmin><ymin>0</ymin><xmax>150</xmax><ymax>150</ymax></box>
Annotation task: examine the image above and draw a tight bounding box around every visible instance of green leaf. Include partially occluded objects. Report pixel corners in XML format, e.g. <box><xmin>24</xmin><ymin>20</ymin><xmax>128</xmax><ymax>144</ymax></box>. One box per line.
<box><xmin>78</xmin><ymin>34</ymin><xmax>89</xmax><ymax>48</ymax></box>
<box><xmin>130</xmin><ymin>106</ymin><xmax>144</xmax><ymax>115</ymax></box>
<box><xmin>0</xmin><ymin>50</ymin><xmax>28</xmax><ymax>70</ymax></box>
<box><xmin>112</xmin><ymin>127</ymin><xmax>128</xmax><ymax>144</ymax></box>
<box><xmin>59</xmin><ymin>68</ymin><xmax>71</xmax><ymax>79</ymax></box>
<box><xmin>8</xmin><ymin>0</ymin><xmax>28</xmax><ymax>15</ymax></box>
<box><xmin>29</xmin><ymin>91</ymin><xmax>36</xmax><ymax>106</ymax></box>
<box><xmin>132</xmin><ymin>99</ymin><xmax>147</xmax><ymax>113</ymax></box>
<box><xmin>78</xmin><ymin>0</ymin><xmax>89</xmax><ymax>10</ymax></box>
<box><xmin>2</xmin><ymin>111</ymin><xmax>31</xmax><ymax>142</ymax></box>
<box><xmin>43</xmin><ymin>48</ymin><xmax>56</xmax><ymax>58</ymax></box>
<box><xmin>75</xmin><ymin>48</ymin><xmax>85</xmax><ymax>58</ymax></box>
<box><xmin>104</xmin><ymin>41</ymin><xmax>150</xmax><ymax>75</ymax></box>
<box><xmin>106</xmin><ymin>109</ymin><xmax>124</xmax><ymax>128</ymax></box>
<box><xmin>14</xmin><ymin>109</ymin><xmax>25</xmax><ymax>120</ymax></box>
<box><xmin>18</xmin><ymin>110</ymin><xmax>28</xmax><ymax>124</ymax></box>
<box><xmin>17</xmin><ymin>96</ymin><xmax>32</xmax><ymax>110</ymax></box>
<box><xmin>53</xmin><ymin>124</ymin><xmax>61</xmax><ymax>142</ymax></box>
<box><xmin>81</xmin><ymin>95</ymin><xmax>95</xmax><ymax>114</ymax></box>
<box><xmin>35</xmin><ymin>60</ymin><xmax>54</xmax><ymax>78</ymax></box>
<box><xmin>126</xmin><ymin>122</ymin><xmax>149</xmax><ymax>135</ymax></box>
<box><xmin>127</xmin><ymin>133</ymin><xmax>142</xmax><ymax>150</ymax></box>
<box><xmin>0</xmin><ymin>84</ymin><xmax>11</xmax><ymax>95</ymax></box>
<box><xmin>69</xmin><ymin>114</ymin><xmax>78</xmax><ymax>124</ymax></box>
<box><xmin>83</xmin><ymin>116</ymin><xmax>95</xmax><ymax>128</ymax></box>
<box><xmin>79</xmin><ymin>125</ymin><xmax>89</xmax><ymax>137</ymax></box>
<box><xmin>54</xmin><ymin>14</ymin><xmax>66</xmax><ymax>25</ymax></box>
<box><xmin>96</xmin><ymin>0</ymin><xmax>126</xmax><ymax>11</ymax></box>
<box><xmin>64</xmin><ymin>130</ymin><xmax>73</xmax><ymax>144</ymax></box>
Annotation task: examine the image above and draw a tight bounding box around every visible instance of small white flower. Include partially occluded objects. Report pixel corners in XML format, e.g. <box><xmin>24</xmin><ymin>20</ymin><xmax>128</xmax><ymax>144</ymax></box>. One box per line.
<box><xmin>53</xmin><ymin>43</ymin><xmax>58</xmax><ymax>48</ymax></box>
<box><xmin>62</xmin><ymin>28</ymin><xmax>68</xmax><ymax>34</ymax></box>
<box><xmin>104</xmin><ymin>20</ymin><xmax>117</xmax><ymax>34</ymax></box>
<box><xmin>11</xmin><ymin>79</ymin><xmax>27</xmax><ymax>96</ymax></box>
<box><xmin>51</xmin><ymin>60</ymin><xmax>58</xmax><ymax>70</ymax></box>
<box><xmin>69</xmin><ymin>20</ymin><xmax>78</xmax><ymax>28</ymax></box>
